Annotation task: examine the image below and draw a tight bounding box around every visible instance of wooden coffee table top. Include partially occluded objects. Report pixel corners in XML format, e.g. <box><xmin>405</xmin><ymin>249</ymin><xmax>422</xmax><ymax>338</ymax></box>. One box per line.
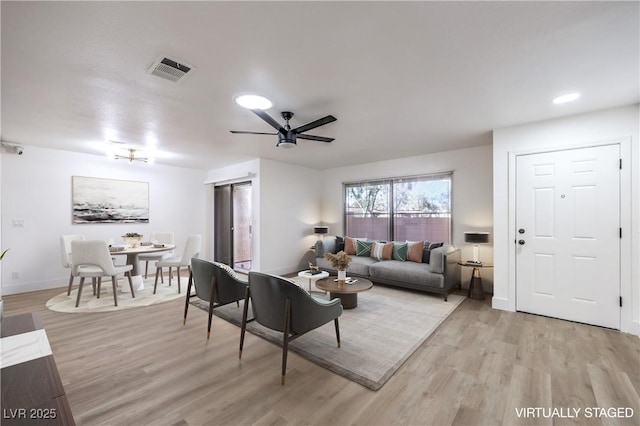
<box><xmin>316</xmin><ymin>277</ymin><xmax>373</xmax><ymax>294</ymax></box>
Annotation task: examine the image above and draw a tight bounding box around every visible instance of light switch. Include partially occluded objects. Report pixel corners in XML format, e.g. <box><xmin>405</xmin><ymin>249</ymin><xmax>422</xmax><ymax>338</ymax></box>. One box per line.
<box><xmin>12</xmin><ymin>220</ymin><xmax>24</xmax><ymax>228</ymax></box>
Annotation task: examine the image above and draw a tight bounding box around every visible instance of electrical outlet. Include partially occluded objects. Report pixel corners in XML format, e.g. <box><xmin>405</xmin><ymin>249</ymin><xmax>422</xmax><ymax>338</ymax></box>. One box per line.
<box><xmin>12</xmin><ymin>219</ymin><xmax>24</xmax><ymax>228</ymax></box>
<box><xmin>11</xmin><ymin>272</ymin><xmax>19</xmax><ymax>279</ymax></box>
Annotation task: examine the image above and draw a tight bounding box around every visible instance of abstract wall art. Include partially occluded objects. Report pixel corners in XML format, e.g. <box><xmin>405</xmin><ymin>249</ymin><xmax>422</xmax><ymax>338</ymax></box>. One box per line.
<box><xmin>72</xmin><ymin>176</ymin><xmax>149</xmax><ymax>224</ymax></box>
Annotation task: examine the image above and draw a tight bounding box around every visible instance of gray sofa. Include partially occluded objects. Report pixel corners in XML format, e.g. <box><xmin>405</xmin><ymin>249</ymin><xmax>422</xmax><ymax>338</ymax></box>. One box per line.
<box><xmin>314</xmin><ymin>239</ymin><xmax>461</xmax><ymax>301</ymax></box>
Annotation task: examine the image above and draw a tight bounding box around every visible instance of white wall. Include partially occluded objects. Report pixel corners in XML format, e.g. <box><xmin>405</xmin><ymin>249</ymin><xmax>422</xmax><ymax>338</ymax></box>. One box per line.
<box><xmin>259</xmin><ymin>159</ymin><xmax>322</xmax><ymax>275</ymax></box>
<box><xmin>320</xmin><ymin>144</ymin><xmax>494</xmax><ymax>291</ymax></box>
<box><xmin>493</xmin><ymin>104</ymin><xmax>639</xmax><ymax>335</ymax></box>
<box><xmin>205</xmin><ymin>158</ymin><xmax>321</xmax><ymax>275</ymax></box>
<box><xmin>1</xmin><ymin>146</ymin><xmax>207</xmax><ymax>295</ymax></box>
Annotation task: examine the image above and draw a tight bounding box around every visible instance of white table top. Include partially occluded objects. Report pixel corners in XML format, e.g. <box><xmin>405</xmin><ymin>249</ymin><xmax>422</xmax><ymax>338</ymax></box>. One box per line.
<box><xmin>298</xmin><ymin>270</ymin><xmax>329</xmax><ymax>279</ymax></box>
<box><xmin>109</xmin><ymin>244</ymin><xmax>175</xmax><ymax>255</ymax></box>
<box><xmin>0</xmin><ymin>329</ymin><xmax>52</xmax><ymax>369</ymax></box>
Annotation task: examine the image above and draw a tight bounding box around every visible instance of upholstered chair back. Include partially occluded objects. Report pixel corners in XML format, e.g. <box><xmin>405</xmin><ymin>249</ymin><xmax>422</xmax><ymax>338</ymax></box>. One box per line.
<box><xmin>60</xmin><ymin>234</ymin><xmax>85</xmax><ymax>268</ymax></box>
<box><xmin>71</xmin><ymin>240</ymin><xmax>117</xmax><ymax>276</ymax></box>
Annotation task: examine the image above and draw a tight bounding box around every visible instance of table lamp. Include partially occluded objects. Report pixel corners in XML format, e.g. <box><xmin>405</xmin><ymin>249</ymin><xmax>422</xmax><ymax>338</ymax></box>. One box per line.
<box><xmin>464</xmin><ymin>231</ymin><xmax>490</xmax><ymax>263</ymax></box>
<box><xmin>314</xmin><ymin>226</ymin><xmax>329</xmax><ymax>239</ymax></box>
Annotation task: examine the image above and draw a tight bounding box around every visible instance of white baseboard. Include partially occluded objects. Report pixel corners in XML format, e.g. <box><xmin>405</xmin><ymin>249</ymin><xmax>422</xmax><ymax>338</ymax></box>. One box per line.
<box><xmin>630</xmin><ymin>320</ymin><xmax>640</xmax><ymax>337</ymax></box>
<box><xmin>1</xmin><ymin>278</ymin><xmax>67</xmax><ymax>296</ymax></box>
<box><xmin>263</xmin><ymin>263</ymin><xmax>308</xmax><ymax>277</ymax></box>
<box><xmin>491</xmin><ymin>296</ymin><xmax>512</xmax><ymax>312</ymax></box>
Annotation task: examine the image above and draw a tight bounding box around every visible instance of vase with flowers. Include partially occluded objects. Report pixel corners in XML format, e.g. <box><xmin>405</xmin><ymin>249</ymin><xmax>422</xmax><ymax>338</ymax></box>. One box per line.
<box><xmin>324</xmin><ymin>250</ymin><xmax>352</xmax><ymax>286</ymax></box>
<box><xmin>122</xmin><ymin>232</ymin><xmax>143</xmax><ymax>248</ymax></box>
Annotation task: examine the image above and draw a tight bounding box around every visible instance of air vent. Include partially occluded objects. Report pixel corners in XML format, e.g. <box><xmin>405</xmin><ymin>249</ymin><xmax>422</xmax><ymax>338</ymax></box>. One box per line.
<box><xmin>147</xmin><ymin>55</ymin><xmax>194</xmax><ymax>82</ymax></box>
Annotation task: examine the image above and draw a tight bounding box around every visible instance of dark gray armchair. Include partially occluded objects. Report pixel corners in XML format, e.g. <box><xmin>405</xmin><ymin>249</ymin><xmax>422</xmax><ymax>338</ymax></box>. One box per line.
<box><xmin>239</xmin><ymin>271</ymin><xmax>343</xmax><ymax>385</ymax></box>
<box><xmin>184</xmin><ymin>258</ymin><xmax>248</xmax><ymax>339</ymax></box>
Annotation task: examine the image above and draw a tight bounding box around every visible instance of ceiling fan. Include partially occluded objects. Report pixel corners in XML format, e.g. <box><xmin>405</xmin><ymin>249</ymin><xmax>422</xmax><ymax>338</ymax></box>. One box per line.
<box><xmin>230</xmin><ymin>110</ymin><xmax>337</xmax><ymax>149</ymax></box>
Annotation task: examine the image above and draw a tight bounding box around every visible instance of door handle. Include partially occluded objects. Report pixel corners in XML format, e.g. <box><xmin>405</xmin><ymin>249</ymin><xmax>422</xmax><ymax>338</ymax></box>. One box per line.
<box><xmin>518</xmin><ymin>240</ymin><xmax>525</xmax><ymax>245</ymax></box>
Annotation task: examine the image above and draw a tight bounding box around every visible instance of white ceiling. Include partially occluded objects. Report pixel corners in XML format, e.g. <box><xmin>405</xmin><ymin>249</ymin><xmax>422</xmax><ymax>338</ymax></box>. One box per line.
<box><xmin>1</xmin><ymin>1</ymin><xmax>638</xmax><ymax>170</ymax></box>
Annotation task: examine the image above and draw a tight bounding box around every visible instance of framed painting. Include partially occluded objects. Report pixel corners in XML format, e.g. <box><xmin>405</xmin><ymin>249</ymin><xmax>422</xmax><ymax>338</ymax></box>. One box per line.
<box><xmin>72</xmin><ymin>176</ymin><xmax>149</xmax><ymax>224</ymax></box>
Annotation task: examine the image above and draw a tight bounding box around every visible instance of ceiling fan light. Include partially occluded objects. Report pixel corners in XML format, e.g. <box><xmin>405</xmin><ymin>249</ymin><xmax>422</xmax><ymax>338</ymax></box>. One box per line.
<box><xmin>234</xmin><ymin>94</ymin><xmax>273</xmax><ymax>110</ymax></box>
<box><xmin>277</xmin><ymin>141</ymin><xmax>296</xmax><ymax>149</ymax></box>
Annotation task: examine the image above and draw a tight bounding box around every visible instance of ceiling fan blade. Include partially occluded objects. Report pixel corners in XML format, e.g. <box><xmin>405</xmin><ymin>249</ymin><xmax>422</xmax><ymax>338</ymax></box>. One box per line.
<box><xmin>251</xmin><ymin>110</ymin><xmax>284</xmax><ymax>132</ymax></box>
<box><xmin>293</xmin><ymin>115</ymin><xmax>337</xmax><ymax>134</ymax></box>
<box><xmin>296</xmin><ymin>134</ymin><xmax>334</xmax><ymax>143</ymax></box>
<box><xmin>230</xmin><ymin>131</ymin><xmax>277</xmax><ymax>135</ymax></box>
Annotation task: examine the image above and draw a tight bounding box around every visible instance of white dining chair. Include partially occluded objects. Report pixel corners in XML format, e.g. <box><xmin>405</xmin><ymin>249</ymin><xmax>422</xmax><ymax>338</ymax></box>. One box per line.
<box><xmin>154</xmin><ymin>234</ymin><xmax>202</xmax><ymax>294</ymax></box>
<box><xmin>61</xmin><ymin>234</ymin><xmax>96</xmax><ymax>296</ymax></box>
<box><xmin>139</xmin><ymin>231</ymin><xmax>175</xmax><ymax>279</ymax></box>
<box><xmin>71</xmin><ymin>240</ymin><xmax>135</xmax><ymax>307</ymax></box>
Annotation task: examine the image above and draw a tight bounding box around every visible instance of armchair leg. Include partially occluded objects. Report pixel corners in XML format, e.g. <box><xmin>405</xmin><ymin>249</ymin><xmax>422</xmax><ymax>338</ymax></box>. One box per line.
<box><xmin>281</xmin><ymin>299</ymin><xmax>292</xmax><ymax>385</ymax></box>
<box><xmin>75</xmin><ymin>277</ymin><xmax>86</xmax><ymax>307</ymax></box>
<box><xmin>91</xmin><ymin>277</ymin><xmax>97</xmax><ymax>295</ymax></box>
<box><xmin>177</xmin><ymin>267</ymin><xmax>181</xmax><ymax>294</ymax></box>
<box><xmin>154</xmin><ymin>267</ymin><xmax>161</xmax><ymax>294</ymax></box>
<box><xmin>144</xmin><ymin>261</ymin><xmax>149</xmax><ymax>279</ymax></box>
<box><xmin>168</xmin><ymin>267</ymin><xmax>173</xmax><ymax>286</ymax></box>
<box><xmin>207</xmin><ymin>299</ymin><xmax>215</xmax><ymax>340</ymax></box>
<box><xmin>334</xmin><ymin>318</ymin><xmax>341</xmax><ymax>348</ymax></box>
<box><xmin>127</xmin><ymin>272</ymin><xmax>135</xmax><ymax>298</ymax></box>
<box><xmin>184</xmin><ymin>272</ymin><xmax>193</xmax><ymax>325</ymax></box>
<box><xmin>111</xmin><ymin>276</ymin><xmax>118</xmax><ymax>307</ymax></box>
<box><xmin>239</xmin><ymin>288</ymin><xmax>250</xmax><ymax>359</ymax></box>
<box><xmin>97</xmin><ymin>277</ymin><xmax>102</xmax><ymax>298</ymax></box>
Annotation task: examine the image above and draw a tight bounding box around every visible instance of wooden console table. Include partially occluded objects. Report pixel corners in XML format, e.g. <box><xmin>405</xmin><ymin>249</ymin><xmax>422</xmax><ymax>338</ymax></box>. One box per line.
<box><xmin>1</xmin><ymin>313</ymin><xmax>75</xmax><ymax>425</ymax></box>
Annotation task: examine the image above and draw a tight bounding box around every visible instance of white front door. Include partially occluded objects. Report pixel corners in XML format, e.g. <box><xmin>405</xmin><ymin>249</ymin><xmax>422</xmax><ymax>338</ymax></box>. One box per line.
<box><xmin>515</xmin><ymin>144</ymin><xmax>620</xmax><ymax>329</ymax></box>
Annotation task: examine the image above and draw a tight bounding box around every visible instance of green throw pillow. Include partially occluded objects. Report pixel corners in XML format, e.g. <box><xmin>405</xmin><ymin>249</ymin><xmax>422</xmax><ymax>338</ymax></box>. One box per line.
<box><xmin>392</xmin><ymin>242</ymin><xmax>408</xmax><ymax>261</ymax></box>
<box><xmin>355</xmin><ymin>239</ymin><xmax>373</xmax><ymax>257</ymax></box>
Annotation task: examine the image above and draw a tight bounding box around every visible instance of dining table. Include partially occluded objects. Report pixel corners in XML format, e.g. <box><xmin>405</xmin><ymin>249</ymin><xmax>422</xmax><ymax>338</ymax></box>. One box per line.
<box><xmin>109</xmin><ymin>244</ymin><xmax>175</xmax><ymax>292</ymax></box>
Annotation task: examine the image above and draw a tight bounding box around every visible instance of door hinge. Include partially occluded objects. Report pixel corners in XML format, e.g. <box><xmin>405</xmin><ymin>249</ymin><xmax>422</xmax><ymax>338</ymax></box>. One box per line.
<box><xmin>619</xmin><ymin>158</ymin><xmax>622</xmax><ymax>169</ymax></box>
<box><xmin>620</xmin><ymin>228</ymin><xmax>622</xmax><ymax>238</ymax></box>
<box><xmin>619</xmin><ymin>296</ymin><xmax>623</xmax><ymax>307</ymax></box>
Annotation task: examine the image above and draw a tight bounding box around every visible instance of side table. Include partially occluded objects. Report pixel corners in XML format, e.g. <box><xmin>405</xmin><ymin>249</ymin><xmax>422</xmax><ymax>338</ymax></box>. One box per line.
<box><xmin>297</xmin><ymin>270</ymin><xmax>330</xmax><ymax>294</ymax></box>
<box><xmin>458</xmin><ymin>262</ymin><xmax>493</xmax><ymax>300</ymax></box>
<box><xmin>1</xmin><ymin>313</ymin><xmax>75</xmax><ymax>425</ymax></box>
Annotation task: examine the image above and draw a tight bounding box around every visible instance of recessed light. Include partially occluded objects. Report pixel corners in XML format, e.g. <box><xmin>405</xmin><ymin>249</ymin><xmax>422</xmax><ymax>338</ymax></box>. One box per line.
<box><xmin>552</xmin><ymin>93</ymin><xmax>580</xmax><ymax>104</ymax></box>
<box><xmin>234</xmin><ymin>94</ymin><xmax>273</xmax><ymax>110</ymax></box>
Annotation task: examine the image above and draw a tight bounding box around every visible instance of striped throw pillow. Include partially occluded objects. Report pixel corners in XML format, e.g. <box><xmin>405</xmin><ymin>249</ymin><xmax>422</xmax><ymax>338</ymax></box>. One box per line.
<box><xmin>370</xmin><ymin>241</ymin><xmax>393</xmax><ymax>260</ymax></box>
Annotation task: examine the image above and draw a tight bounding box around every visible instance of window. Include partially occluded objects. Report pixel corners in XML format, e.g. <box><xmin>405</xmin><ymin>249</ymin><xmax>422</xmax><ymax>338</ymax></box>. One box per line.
<box><xmin>344</xmin><ymin>172</ymin><xmax>452</xmax><ymax>243</ymax></box>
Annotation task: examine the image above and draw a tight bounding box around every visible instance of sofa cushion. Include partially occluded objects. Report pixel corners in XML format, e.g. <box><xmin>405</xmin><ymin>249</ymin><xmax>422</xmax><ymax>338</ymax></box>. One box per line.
<box><xmin>428</xmin><ymin>245</ymin><xmax>452</xmax><ymax>274</ymax></box>
<box><xmin>314</xmin><ymin>238</ymin><xmax>334</xmax><ymax>259</ymax></box>
<box><xmin>348</xmin><ymin>256</ymin><xmax>378</xmax><ymax>275</ymax></box>
<box><xmin>370</xmin><ymin>241</ymin><xmax>393</xmax><ymax>260</ymax></box>
<box><xmin>369</xmin><ymin>260</ymin><xmax>445</xmax><ymax>289</ymax></box>
<box><xmin>407</xmin><ymin>241</ymin><xmax>424</xmax><ymax>263</ymax></box>
<box><xmin>334</xmin><ymin>236</ymin><xmax>345</xmax><ymax>253</ymax></box>
<box><xmin>392</xmin><ymin>242</ymin><xmax>408</xmax><ymax>261</ymax></box>
<box><xmin>316</xmin><ymin>254</ymin><xmax>377</xmax><ymax>276</ymax></box>
<box><xmin>355</xmin><ymin>239</ymin><xmax>373</xmax><ymax>257</ymax></box>
<box><xmin>345</xmin><ymin>237</ymin><xmax>357</xmax><ymax>255</ymax></box>
<box><xmin>423</xmin><ymin>242</ymin><xmax>444</xmax><ymax>263</ymax></box>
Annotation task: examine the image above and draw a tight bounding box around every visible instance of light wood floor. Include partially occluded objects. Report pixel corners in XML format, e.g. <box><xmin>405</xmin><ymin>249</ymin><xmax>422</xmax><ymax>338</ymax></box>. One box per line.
<box><xmin>3</xmin><ymin>286</ymin><xmax>639</xmax><ymax>426</ymax></box>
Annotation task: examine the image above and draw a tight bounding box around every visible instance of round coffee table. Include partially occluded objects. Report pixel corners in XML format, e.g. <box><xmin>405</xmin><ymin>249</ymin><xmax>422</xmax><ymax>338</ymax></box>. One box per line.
<box><xmin>316</xmin><ymin>277</ymin><xmax>373</xmax><ymax>309</ymax></box>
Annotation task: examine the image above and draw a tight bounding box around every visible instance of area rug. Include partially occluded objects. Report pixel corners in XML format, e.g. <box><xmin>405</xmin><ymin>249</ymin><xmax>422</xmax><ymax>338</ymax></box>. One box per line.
<box><xmin>46</xmin><ymin>277</ymin><xmax>185</xmax><ymax>313</ymax></box>
<box><xmin>193</xmin><ymin>279</ymin><xmax>464</xmax><ymax>390</ymax></box>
